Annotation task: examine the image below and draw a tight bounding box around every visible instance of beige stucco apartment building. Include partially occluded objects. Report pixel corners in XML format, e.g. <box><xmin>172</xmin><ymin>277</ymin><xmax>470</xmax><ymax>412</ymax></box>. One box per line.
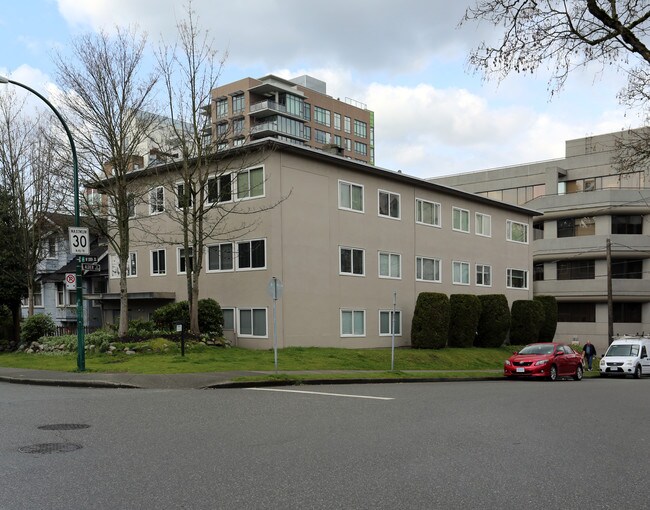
<box><xmin>100</xmin><ymin>139</ymin><xmax>536</xmax><ymax>348</ymax></box>
<box><xmin>433</xmin><ymin>129</ymin><xmax>650</xmax><ymax>352</ymax></box>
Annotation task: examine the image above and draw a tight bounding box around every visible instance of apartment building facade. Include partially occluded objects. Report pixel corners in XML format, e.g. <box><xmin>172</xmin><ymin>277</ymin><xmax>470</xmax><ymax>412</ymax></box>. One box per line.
<box><xmin>99</xmin><ymin>139</ymin><xmax>535</xmax><ymax>348</ymax></box>
<box><xmin>433</xmin><ymin>129</ymin><xmax>650</xmax><ymax>351</ymax></box>
<box><xmin>207</xmin><ymin>75</ymin><xmax>375</xmax><ymax>165</ymax></box>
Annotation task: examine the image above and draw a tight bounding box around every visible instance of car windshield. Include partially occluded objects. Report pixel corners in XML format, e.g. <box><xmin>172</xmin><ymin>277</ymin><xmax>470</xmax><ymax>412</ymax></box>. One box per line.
<box><xmin>518</xmin><ymin>344</ymin><xmax>554</xmax><ymax>355</ymax></box>
<box><xmin>606</xmin><ymin>344</ymin><xmax>640</xmax><ymax>357</ymax></box>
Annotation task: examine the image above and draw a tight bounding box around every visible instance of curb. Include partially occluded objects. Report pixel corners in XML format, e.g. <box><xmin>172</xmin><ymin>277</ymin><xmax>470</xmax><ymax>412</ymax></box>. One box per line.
<box><xmin>0</xmin><ymin>376</ymin><xmax>141</xmax><ymax>389</ymax></box>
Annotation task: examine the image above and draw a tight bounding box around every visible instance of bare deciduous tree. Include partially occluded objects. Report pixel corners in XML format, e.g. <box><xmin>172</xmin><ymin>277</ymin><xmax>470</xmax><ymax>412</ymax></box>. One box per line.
<box><xmin>53</xmin><ymin>26</ymin><xmax>159</xmax><ymax>337</ymax></box>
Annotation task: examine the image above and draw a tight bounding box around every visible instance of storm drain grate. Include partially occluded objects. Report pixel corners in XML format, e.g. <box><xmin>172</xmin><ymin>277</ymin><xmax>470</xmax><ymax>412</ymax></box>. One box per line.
<box><xmin>37</xmin><ymin>423</ymin><xmax>90</xmax><ymax>431</ymax></box>
<box><xmin>19</xmin><ymin>443</ymin><xmax>83</xmax><ymax>454</ymax></box>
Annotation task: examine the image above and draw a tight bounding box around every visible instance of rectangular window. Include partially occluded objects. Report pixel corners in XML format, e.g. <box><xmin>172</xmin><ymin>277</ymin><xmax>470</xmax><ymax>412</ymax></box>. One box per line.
<box><xmin>341</xmin><ymin>309</ymin><xmax>365</xmax><ymax>337</ymax></box>
<box><xmin>56</xmin><ymin>283</ymin><xmax>65</xmax><ymax>307</ymax></box>
<box><xmin>557</xmin><ymin>217</ymin><xmax>595</xmax><ymax>238</ymax></box>
<box><xmin>416</xmin><ymin>257</ymin><xmax>441</xmax><ymax>282</ymax></box>
<box><xmin>611</xmin><ymin>259</ymin><xmax>643</xmax><ymax>279</ymax></box>
<box><xmin>345</xmin><ymin>138</ymin><xmax>351</xmax><ymax>151</ymax></box>
<box><xmin>354</xmin><ymin>141</ymin><xmax>367</xmax><ymax>156</ymax></box>
<box><xmin>315</xmin><ymin>129</ymin><xmax>331</xmax><ymax>144</ymax></box>
<box><xmin>340</xmin><ymin>247</ymin><xmax>364</xmax><ymax>276</ymax></box>
<box><xmin>149</xmin><ymin>186</ymin><xmax>164</xmax><ymax>214</ymax></box>
<box><xmin>109</xmin><ymin>253</ymin><xmax>137</xmax><ymax>278</ymax></box>
<box><xmin>334</xmin><ymin>113</ymin><xmax>341</xmax><ymax>131</ymax></box>
<box><xmin>416</xmin><ymin>199</ymin><xmax>441</xmax><ymax>227</ymax></box>
<box><xmin>534</xmin><ymin>263</ymin><xmax>544</xmax><ymax>281</ymax></box>
<box><xmin>236</xmin><ymin>167</ymin><xmax>264</xmax><ymax>199</ymax></box>
<box><xmin>379</xmin><ymin>310</ymin><xmax>402</xmax><ymax>336</ymax></box>
<box><xmin>533</xmin><ymin>222</ymin><xmax>544</xmax><ymax>240</ymax></box>
<box><xmin>557</xmin><ymin>260</ymin><xmax>595</xmax><ymax>280</ymax></box>
<box><xmin>378</xmin><ymin>190</ymin><xmax>400</xmax><ymax>219</ymax></box>
<box><xmin>237</xmin><ymin>239</ymin><xmax>266</xmax><ymax>270</ymax></box>
<box><xmin>452</xmin><ymin>207</ymin><xmax>470</xmax><ymax>232</ymax></box>
<box><xmin>344</xmin><ymin>116</ymin><xmax>351</xmax><ymax>134</ymax></box>
<box><xmin>207</xmin><ymin>174</ymin><xmax>232</xmax><ymax>203</ymax></box>
<box><xmin>334</xmin><ymin>134</ymin><xmax>342</xmax><ymax>147</ymax></box>
<box><xmin>176</xmin><ymin>182</ymin><xmax>193</xmax><ymax>209</ymax></box>
<box><xmin>506</xmin><ymin>268</ymin><xmax>528</xmax><ymax>289</ymax></box>
<box><xmin>612</xmin><ymin>215</ymin><xmax>643</xmax><ymax>235</ymax></box>
<box><xmin>475</xmin><ymin>213</ymin><xmax>491</xmax><ymax>237</ymax></box>
<box><xmin>216</xmin><ymin>98</ymin><xmax>228</xmax><ymax>118</ymax></box>
<box><xmin>379</xmin><ymin>252</ymin><xmax>401</xmax><ymax>279</ymax></box>
<box><xmin>233</xmin><ymin>117</ymin><xmax>244</xmax><ymax>135</ymax></box>
<box><xmin>151</xmin><ymin>249</ymin><xmax>166</xmax><ymax>276</ymax></box>
<box><xmin>222</xmin><ymin>308</ymin><xmax>235</xmax><ymax>330</ymax></box>
<box><xmin>23</xmin><ymin>282</ymin><xmax>43</xmax><ymax>307</ymax></box>
<box><xmin>339</xmin><ymin>180</ymin><xmax>364</xmax><ymax>212</ymax></box>
<box><xmin>239</xmin><ymin>308</ymin><xmax>267</xmax><ymax>337</ymax></box>
<box><xmin>558</xmin><ymin>302</ymin><xmax>596</xmax><ymax>322</ymax></box>
<box><xmin>127</xmin><ymin>194</ymin><xmax>135</xmax><ymax>218</ymax></box>
<box><xmin>314</xmin><ymin>106</ymin><xmax>331</xmax><ymax>127</ymax></box>
<box><xmin>47</xmin><ymin>237</ymin><xmax>57</xmax><ymax>258</ymax></box>
<box><xmin>303</xmin><ymin>103</ymin><xmax>311</xmax><ymax>121</ymax></box>
<box><xmin>232</xmin><ymin>94</ymin><xmax>245</xmax><ymax>114</ymax></box>
<box><xmin>354</xmin><ymin>119</ymin><xmax>367</xmax><ymax>138</ymax></box>
<box><xmin>452</xmin><ymin>261</ymin><xmax>470</xmax><ymax>285</ymax></box>
<box><xmin>216</xmin><ymin>122</ymin><xmax>228</xmax><ymax>137</ymax></box>
<box><xmin>506</xmin><ymin>220</ymin><xmax>529</xmax><ymax>243</ymax></box>
<box><xmin>178</xmin><ymin>247</ymin><xmax>194</xmax><ymax>274</ymax></box>
<box><xmin>476</xmin><ymin>264</ymin><xmax>492</xmax><ymax>286</ymax></box>
<box><xmin>614</xmin><ymin>302</ymin><xmax>642</xmax><ymax>323</ymax></box>
<box><xmin>207</xmin><ymin>243</ymin><xmax>234</xmax><ymax>271</ymax></box>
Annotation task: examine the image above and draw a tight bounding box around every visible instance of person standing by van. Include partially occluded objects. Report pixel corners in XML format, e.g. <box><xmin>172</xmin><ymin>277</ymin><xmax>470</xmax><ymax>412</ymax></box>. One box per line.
<box><xmin>583</xmin><ymin>341</ymin><xmax>597</xmax><ymax>371</ymax></box>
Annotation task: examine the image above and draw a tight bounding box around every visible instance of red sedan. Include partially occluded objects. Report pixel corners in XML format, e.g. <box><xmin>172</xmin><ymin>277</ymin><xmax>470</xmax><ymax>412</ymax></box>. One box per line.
<box><xmin>504</xmin><ymin>342</ymin><xmax>583</xmax><ymax>381</ymax></box>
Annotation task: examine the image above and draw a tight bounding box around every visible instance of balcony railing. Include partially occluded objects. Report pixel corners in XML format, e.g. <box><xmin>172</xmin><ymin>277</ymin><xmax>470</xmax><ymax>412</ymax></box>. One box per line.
<box><xmin>250</xmin><ymin>121</ymin><xmax>309</xmax><ymax>140</ymax></box>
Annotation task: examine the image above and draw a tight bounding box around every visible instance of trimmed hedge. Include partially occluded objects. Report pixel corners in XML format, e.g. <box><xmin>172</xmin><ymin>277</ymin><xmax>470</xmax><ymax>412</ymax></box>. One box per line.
<box><xmin>475</xmin><ymin>294</ymin><xmax>510</xmax><ymax>347</ymax></box>
<box><xmin>152</xmin><ymin>298</ymin><xmax>223</xmax><ymax>336</ymax></box>
<box><xmin>510</xmin><ymin>299</ymin><xmax>545</xmax><ymax>345</ymax></box>
<box><xmin>448</xmin><ymin>294</ymin><xmax>482</xmax><ymax>348</ymax></box>
<box><xmin>534</xmin><ymin>295</ymin><xmax>558</xmax><ymax>341</ymax></box>
<box><xmin>411</xmin><ymin>292</ymin><xmax>450</xmax><ymax>349</ymax></box>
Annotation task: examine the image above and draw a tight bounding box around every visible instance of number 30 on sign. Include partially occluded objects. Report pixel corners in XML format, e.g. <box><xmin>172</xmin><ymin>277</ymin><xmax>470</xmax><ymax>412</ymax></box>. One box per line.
<box><xmin>68</xmin><ymin>227</ymin><xmax>90</xmax><ymax>255</ymax></box>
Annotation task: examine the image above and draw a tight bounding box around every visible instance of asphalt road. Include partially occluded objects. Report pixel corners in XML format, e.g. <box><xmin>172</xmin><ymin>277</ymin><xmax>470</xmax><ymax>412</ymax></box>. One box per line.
<box><xmin>1</xmin><ymin>378</ymin><xmax>647</xmax><ymax>509</ymax></box>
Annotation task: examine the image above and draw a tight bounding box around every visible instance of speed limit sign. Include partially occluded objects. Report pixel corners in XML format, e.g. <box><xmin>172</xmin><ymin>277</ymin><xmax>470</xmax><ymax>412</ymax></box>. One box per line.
<box><xmin>68</xmin><ymin>227</ymin><xmax>90</xmax><ymax>255</ymax></box>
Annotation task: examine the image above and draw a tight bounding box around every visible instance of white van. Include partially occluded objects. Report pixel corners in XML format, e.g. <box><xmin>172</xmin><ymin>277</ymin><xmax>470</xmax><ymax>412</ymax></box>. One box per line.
<box><xmin>599</xmin><ymin>336</ymin><xmax>650</xmax><ymax>378</ymax></box>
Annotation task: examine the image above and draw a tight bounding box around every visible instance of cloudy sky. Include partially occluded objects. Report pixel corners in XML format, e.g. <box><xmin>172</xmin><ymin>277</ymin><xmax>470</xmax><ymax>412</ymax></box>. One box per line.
<box><xmin>0</xmin><ymin>0</ymin><xmax>643</xmax><ymax>178</ymax></box>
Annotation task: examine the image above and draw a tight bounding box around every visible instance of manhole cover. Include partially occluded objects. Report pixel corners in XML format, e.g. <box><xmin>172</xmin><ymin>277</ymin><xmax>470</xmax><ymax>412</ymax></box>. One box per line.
<box><xmin>19</xmin><ymin>443</ymin><xmax>82</xmax><ymax>454</ymax></box>
<box><xmin>38</xmin><ymin>423</ymin><xmax>90</xmax><ymax>431</ymax></box>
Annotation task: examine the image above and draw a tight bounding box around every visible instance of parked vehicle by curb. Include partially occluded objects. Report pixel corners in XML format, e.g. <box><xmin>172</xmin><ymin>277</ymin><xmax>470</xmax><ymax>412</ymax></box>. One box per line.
<box><xmin>599</xmin><ymin>336</ymin><xmax>650</xmax><ymax>378</ymax></box>
<box><xmin>504</xmin><ymin>342</ymin><xmax>583</xmax><ymax>381</ymax></box>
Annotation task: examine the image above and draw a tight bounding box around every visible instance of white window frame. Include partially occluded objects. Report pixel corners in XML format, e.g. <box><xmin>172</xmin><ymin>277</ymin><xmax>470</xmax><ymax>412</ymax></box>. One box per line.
<box><xmin>452</xmin><ymin>207</ymin><xmax>470</xmax><ymax>233</ymax></box>
<box><xmin>507</xmin><ymin>268</ymin><xmax>529</xmax><ymax>289</ymax></box>
<box><xmin>338</xmin><ymin>180</ymin><xmax>364</xmax><ymax>213</ymax></box>
<box><xmin>378</xmin><ymin>190</ymin><xmax>401</xmax><ymax>220</ymax></box>
<box><xmin>452</xmin><ymin>261</ymin><xmax>470</xmax><ymax>285</ymax></box>
<box><xmin>56</xmin><ymin>283</ymin><xmax>65</xmax><ymax>307</ymax></box>
<box><xmin>415</xmin><ymin>198</ymin><xmax>441</xmax><ymax>227</ymax></box>
<box><xmin>176</xmin><ymin>181</ymin><xmax>193</xmax><ymax>209</ymax></box>
<box><xmin>177</xmin><ymin>247</ymin><xmax>194</xmax><ymax>275</ymax></box>
<box><xmin>235</xmin><ymin>238</ymin><xmax>266</xmax><ymax>271</ymax></box>
<box><xmin>207</xmin><ymin>173</ymin><xmax>233</xmax><ymax>204</ymax></box>
<box><xmin>507</xmin><ymin>219</ymin><xmax>529</xmax><ymax>244</ymax></box>
<box><xmin>379</xmin><ymin>310</ymin><xmax>402</xmax><ymax>337</ymax></box>
<box><xmin>150</xmin><ymin>249</ymin><xmax>166</xmax><ymax>276</ymax></box>
<box><xmin>46</xmin><ymin>237</ymin><xmax>57</xmax><ymax>259</ymax></box>
<box><xmin>475</xmin><ymin>212</ymin><xmax>491</xmax><ymax>237</ymax></box>
<box><xmin>416</xmin><ymin>256</ymin><xmax>441</xmax><ymax>282</ymax></box>
<box><xmin>109</xmin><ymin>252</ymin><xmax>137</xmax><ymax>279</ymax></box>
<box><xmin>378</xmin><ymin>251</ymin><xmax>401</xmax><ymax>279</ymax></box>
<box><xmin>22</xmin><ymin>282</ymin><xmax>44</xmax><ymax>308</ymax></box>
<box><xmin>476</xmin><ymin>264</ymin><xmax>492</xmax><ymax>287</ymax></box>
<box><xmin>149</xmin><ymin>186</ymin><xmax>165</xmax><ymax>215</ymax></box>
<box><xmin>339</xmin><ymin>246</ymin><xmax>365</xmax><ymax>276</ymax></box>
<box><xmin>206</xmin><ymin>242</ymin><xmax>235</xmax><ymax>272</ymax></box>
<box><xmin>340</xmin><ymin>309</ymin><xmax>366</xmax><ymax>337</ymax></box>
<box><xmin>236</xmin><ymin>166</ymin><xmax>265</xmax><ymax>200</ymax></box>
<box><xmin>238</xmin><ymin>307</ymin><xmax>268</xmax><ymax>338</ymax></box>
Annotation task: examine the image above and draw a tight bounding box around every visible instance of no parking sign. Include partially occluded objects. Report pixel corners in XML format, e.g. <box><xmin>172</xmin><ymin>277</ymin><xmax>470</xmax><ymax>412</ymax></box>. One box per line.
<box><xmin>65</xmin><ymin>273</ymin><xmax>76</xmax><ymax>290</ymax></box>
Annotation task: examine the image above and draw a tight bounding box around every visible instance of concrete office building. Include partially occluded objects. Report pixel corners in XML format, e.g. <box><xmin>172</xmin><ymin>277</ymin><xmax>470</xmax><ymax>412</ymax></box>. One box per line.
<box><xmin>100</xmin><ymin>139</ymin><xmax>536</xmax><ymax>348</ymax></box>
<box><xmin>207</xmin><ymin>75</ymin><xmax>375</xmax><ymax>165</ymax></box>
<box><xmin>433</xmin><ymin>129</ymin><xmax>650</xmax><ymax>351</ymax></box>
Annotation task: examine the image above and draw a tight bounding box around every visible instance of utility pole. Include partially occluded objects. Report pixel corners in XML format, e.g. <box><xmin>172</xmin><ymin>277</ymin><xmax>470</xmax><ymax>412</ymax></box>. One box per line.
<box><xmin>606</xmin><ymin>238</ymin><xmax>613</xmax><ymax>345</ymax></box>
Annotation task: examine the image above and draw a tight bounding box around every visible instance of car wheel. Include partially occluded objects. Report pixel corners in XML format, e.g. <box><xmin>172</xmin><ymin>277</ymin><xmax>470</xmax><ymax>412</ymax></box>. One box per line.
<box><xmin>634</xmin><ymin>364</ymin><xmax>642</xmax><ymax>379</ymax></box>
<box><xmin>549</xmin><ymin>365</ymin><xmax>558</xmax><ymax>382</ymax></box>
<box><xmin>573</xmin><ymin>365</ymin><xmax>583</xmax><ymax>381</ymax></box>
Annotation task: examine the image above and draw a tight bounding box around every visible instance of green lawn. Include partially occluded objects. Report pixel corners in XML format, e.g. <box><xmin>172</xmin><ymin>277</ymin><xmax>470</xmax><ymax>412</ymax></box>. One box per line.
<box><xmin>0</xmin><ymin>344</ymin><xmax>518</xmax><ymax>374</ymax></box>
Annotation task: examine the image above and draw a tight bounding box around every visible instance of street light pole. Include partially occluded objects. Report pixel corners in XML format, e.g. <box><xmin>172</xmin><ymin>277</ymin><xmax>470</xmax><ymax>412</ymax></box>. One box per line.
<box><xmin>0</xmin><ymin>75</ymin><xmax>85</xmax><ymax>371</ymax></box>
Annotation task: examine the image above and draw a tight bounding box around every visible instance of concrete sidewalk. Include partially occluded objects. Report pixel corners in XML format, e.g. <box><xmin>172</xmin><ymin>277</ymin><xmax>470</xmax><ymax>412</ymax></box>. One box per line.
<box><xmin>0</xmin><ymin>366</ymin><xmax>503</xmax><ymax>390</ymax></box>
